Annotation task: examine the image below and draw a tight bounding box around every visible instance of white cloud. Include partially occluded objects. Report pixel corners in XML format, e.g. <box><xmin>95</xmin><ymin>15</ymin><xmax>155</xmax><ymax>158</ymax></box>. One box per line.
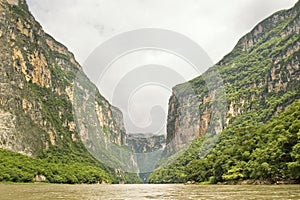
<box><xmin>27</xmin><ymin>0</ymin><xmax>297</xmax><ymax>64</ymax></box>
<box><xmin>26</xmin><ymin>0</ymin><xmax>298</xmax><ymax>134</ymax></box>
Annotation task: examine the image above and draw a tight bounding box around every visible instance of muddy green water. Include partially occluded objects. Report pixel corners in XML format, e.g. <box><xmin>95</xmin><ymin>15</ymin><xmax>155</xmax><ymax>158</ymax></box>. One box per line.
<box><xmin>0</xmin><ymin>184</ymin><xmax>299</xmax><ymax>200</ymax></box>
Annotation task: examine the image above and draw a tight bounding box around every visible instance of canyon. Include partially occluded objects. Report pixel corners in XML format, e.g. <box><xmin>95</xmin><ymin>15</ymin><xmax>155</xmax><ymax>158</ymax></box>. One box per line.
<box><xmin>0</xmin><ymin>0</ymin><xmax>299</xmax><ymax>184</ymax></box>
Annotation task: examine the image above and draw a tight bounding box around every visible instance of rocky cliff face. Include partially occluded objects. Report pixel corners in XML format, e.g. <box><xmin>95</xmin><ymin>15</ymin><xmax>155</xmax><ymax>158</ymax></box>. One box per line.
<box><xmin>165</xmin><ymin>1</ymin><xmax>300</xmax><ymax>154</ymax></box>
<box><xmin>0</xmin><ymin>0</ymin><xmax>125</xmax><ymax>159</ymax></box>
<box><xmin>126</xmin><ymin>133</ymin><xmax>165</xmax><ymax>153</ymax></box>
<box><xmin>125</xmin><ymin>133</ymin><xmax>165</xmax><ymax>182</ymax></box>
<box><xmin>149</xmin><ymin>1</ymin><xmax>300</xmax><ymax>184</ymax></box>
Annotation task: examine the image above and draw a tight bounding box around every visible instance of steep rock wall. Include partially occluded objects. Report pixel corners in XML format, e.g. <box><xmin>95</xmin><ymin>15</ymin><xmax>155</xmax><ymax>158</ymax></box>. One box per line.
<box><xmin>165</xmin><ymin>1</ymin><xmax>300</xmax><ymax>154</ymax></box>
<box><xmin>0</xmin><ymin>0</ymin><xmax>125</xmax><ymax>157</ymax></box>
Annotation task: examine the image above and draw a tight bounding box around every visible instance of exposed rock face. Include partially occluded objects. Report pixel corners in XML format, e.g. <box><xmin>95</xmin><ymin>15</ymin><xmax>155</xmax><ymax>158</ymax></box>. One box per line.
<box><xmin>34</xmin><ymin>175</ymin><xmax>46</xmax><ymax>182</ymax></box>
<box><xmin>125</xmin><ymin>133</ymin><xmax>166</xmax><ymax>181</ymax></box>
<box><xmin>165</xmin><ymin>1</ymin><xmax>300</xmax><ymax>154</ymax></box>
<box><xmin>126</xmin><ymin>133</ymin><xmax>166</xmax><ymax>153</ymax></box>
<box><xmin>0</xmin><ymin>0</ymin><xmax>126</xmax><ymax>158</ymax></box>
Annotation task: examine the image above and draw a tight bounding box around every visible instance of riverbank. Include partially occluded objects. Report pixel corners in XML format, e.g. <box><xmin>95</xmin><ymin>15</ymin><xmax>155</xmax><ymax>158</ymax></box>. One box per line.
<box><xmin>221</xmin><ymin>179</ymin><xmax>299</xmax><ymax>185</ymax></box>
<box><xmin>184</xmin><ymin>179</ymin><xmax>299</xmax><ymax>185</ymax></box>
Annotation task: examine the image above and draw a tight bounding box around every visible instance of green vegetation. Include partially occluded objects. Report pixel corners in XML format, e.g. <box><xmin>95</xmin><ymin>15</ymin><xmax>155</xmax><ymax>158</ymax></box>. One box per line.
<box><xmin>0</xmin><ymin>146</ymin><xmax>142</xmax><ymax>184</ymax></box>
<box><xmin>9</xmin><ymin>3</ymin><xmax>31</xmax><ymax>19</ymax></box>
<box><xmin>0</xmin><ymin>0</ymin><xmax>142</xmax><ymax>184</ymax></box>
<box><xmin>1</xmin><ymin>0</ymin><xmax>299</xmax><ymax>185</ymax></box>
<box><xmin>0</xmin><ymin>148</ymin><xmax>113</xmax><ymax>183</ymax></box>
<box><xmin>23</xmin><ymin>81</ymin><xmax>142</xmax><ymax>183</ymax></box>
<box><xmin>149</xmin><ymin>3</ymin><xmax>300</xmax><ymax>184</ymax></box>
<box><xmin>149</xmin><ymin>101</ymin><xmax>300</xmax><ymax>184</ymax></box>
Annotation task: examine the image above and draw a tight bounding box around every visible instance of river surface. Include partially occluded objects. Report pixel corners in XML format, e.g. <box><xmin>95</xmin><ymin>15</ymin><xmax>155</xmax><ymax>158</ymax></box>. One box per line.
<box><xmin>0</xmin><ymin>184</ymin><xmax>299</xmax><ymax>200</ymax></box>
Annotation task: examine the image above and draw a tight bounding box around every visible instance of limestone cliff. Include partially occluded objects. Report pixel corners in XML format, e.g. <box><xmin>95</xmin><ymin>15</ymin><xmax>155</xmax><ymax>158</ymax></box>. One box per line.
<box><xmin>165</xmin><ymin>1</ymin><xmax>300</xmax><ymax>154</ymax></box>
<box><xmin>126</xmin><ymin>133</ymin><xmax>166</xmax><ymax>153</ymax></box>
<box><xmin>0</xmin><ymin>0</ymin><xmax>126</xmax><ymax>160</ymax></box>
<box><xmin>125</xmin><ymin>133</ymin><xmax>165</xmax><ymax>181</ymax></box>
<box><xmin>149</xmin><ymin>1</ymin><xmax>300</xmax><ymax>184</ymax></box>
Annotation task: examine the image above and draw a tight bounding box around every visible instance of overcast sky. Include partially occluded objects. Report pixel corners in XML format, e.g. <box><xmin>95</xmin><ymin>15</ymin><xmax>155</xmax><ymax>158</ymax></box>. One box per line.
<box><xmin>27</xmin><ymin>0</ymin><xmax>297</xmax><ymax>64</ymax></box>
<box><xmin>26</xmin><ymin>0</ymin><xmax>297</xmax><ymax>134</ymax></box>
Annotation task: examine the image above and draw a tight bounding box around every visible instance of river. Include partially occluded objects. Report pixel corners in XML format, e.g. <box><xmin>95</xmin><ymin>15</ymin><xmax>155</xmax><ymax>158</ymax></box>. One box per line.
<box><xmin>0</xmin><ymin>184</ymin><xmax>299</xmax><ymax>199</ymax></box>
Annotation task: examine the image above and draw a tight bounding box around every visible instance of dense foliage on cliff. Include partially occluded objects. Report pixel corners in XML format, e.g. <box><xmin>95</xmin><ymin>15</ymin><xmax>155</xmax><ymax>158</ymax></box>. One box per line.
<box><xmin>149</xmin><ymin>1</ymin><xmax>300</xmax><ymax>184</ymax></box>
<box><xmin>149</xmin><ymin>101</ymin><xmax>300</xmax><ymax>183</ymax></box>
<box><xmin>0</xmin><ymin>148</ymin><xmax>113</xmax><ymax>183</ymax></box>
<box><xmin>0</xmin><ymin>146</ymin><xmax>141</xmax><ymax>184</ymax></box>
